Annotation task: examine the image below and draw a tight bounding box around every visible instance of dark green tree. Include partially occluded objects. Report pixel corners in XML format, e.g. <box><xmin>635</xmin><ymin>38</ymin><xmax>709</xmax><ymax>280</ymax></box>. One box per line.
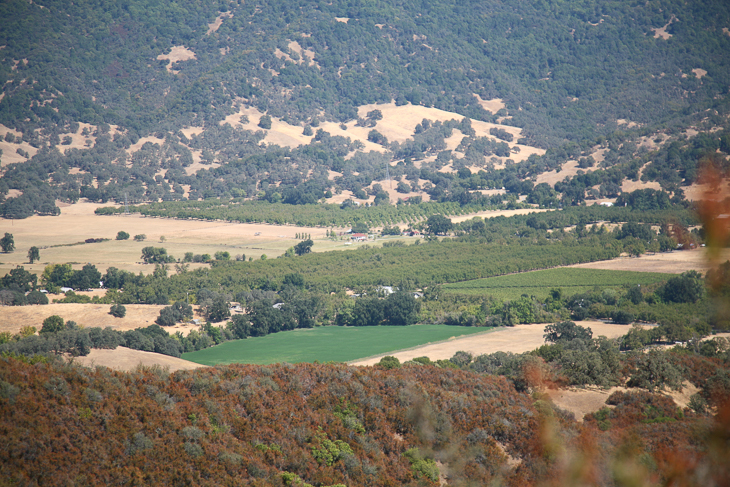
<box><xmin>110</xmin><ymin>304</ymin><xmax>126</xmax><ymax>318</ymax></box>
<box><xmin>627</xmin><ymin>350</ymin><xmax>683</xmax><ymax>391</ymax></box>
<box><xmin>294</xmin><ymin>239</ymin><xmax>313</xmax><ymax>256</ymax></box>
<box><xmin>227</xmin><ymin>315</ymin><xmax>251</xmax><ymax>339</ymax></box>
<box><xmin>155</xmin><ymin>307</ymin><xmax>177</xmax><ymax>327</ymax></box>
<box><xmin>1</xmin><ymin>266</ymin><xmax>37</xmax><ymax>292</ymax></box>
<box><xmin>70</xmin><ymin>263</ymin><xmax>102</xmax><ymax>290</ymax></box>
<box><xmin>116</xmin><ymin>231</ymin><xmax>130</xmax><ymax>240</ymax></box>
<box><xmin>544</xmin><ymin>321</ymin><xmax>593</xmax><ymax>343</ymax></box>
<box><xmin>141</xmin><ymin>247</ymin><xmax>174</xmax><ymax>264</ymax></box>
<box><xmin>351</xmin><ymin>297</ymin><xmax>384</xmax><ymax>327</ymax></box>
<box><xmin>383</xmin><ymin>291</ymin><xmax>421</xmax><ymax>326</ymax></box>
<box><xmin>0</xmin><ymin>233</ymin><xmax>14</xmax><ymax>252</ymax></box>
<box><xmin>207</xmin><ymin>296</ymin><xmax>231</xmax><ymax>322</ymax></box>
<box><xmin>626</xmin><ymin>285</ymin><xmax>643</xmax><ymax>305</ymax></box>
<box><xmin>258</xmin><ymin>115</ymin><xmax>272</xmax><ymax>129</ymax></box>
<box><xmin>27</xmin><ymin>246</ymin><xmax>40</xmax><ymax>264</ymax></box>
<box><xmin>26</xmin><ymin>290</ymin><xmax>48</xmax><ymax>305</ymax></box>
<box><xmin>40</xmin><ymin>315</ymin><xmax>65</xmax><ymax>334</ymax></box>
<box><xmin>425</xmin><ymin>215</ymin><xmax>453</xmax><ymax>235</ymax></box>
<box><xmin>659</xmin><ymin>271</ymin><xmax>704</xmax><ymax>303</ymax></box>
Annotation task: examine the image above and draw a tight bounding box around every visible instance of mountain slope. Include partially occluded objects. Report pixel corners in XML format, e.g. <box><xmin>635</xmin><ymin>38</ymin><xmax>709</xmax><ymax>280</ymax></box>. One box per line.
<box><xmin>2</xmin><ymin>0</ymin><xmax>730</xmax><ymax>146</ymax></box>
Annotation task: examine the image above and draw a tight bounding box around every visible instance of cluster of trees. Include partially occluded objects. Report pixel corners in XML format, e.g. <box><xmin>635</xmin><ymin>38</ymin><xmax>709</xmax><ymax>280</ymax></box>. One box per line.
<box><xmin>422</xmin><ymin>321</ymin><xmax>729</xmax><ymax>414</ymax></box>
<box><xmin>41</xmin><ymin>263</ymin><xmax>102</xmax><ymax>292</ymax></box>
<box><xmin>0</xmin><ymin>320</ymin><xmax>182</xmax><ymax>358</ymax></box>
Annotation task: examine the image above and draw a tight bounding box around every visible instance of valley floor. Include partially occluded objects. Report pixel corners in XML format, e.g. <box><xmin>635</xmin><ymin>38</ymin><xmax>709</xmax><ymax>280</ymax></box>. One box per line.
<box><xmin>348</xmin><ymin>321</ymin><xmax>636</xmax><ymax>366</ymax></box>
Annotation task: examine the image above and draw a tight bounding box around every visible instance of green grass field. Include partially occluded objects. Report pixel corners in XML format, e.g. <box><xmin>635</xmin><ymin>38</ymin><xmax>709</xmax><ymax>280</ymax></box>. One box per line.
<box><xmin>442</xmin><ymin>268</ymin><xmax>670</xmax><ymax>300</ymax></box>
<box><xmin>182</xmin><ymin>325</ymin><xmax>493</xmax><ymax>365</ymax></box>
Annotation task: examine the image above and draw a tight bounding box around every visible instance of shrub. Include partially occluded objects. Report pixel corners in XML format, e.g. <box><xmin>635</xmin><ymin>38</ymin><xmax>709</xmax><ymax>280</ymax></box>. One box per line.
<box><xmin>133</xmin><ymin>234</ymin><xmax>146</xmax><ymax>242</ymax></box>
<box><xmin>141</xmin><ymin>246</ymin><xmax>175</xmax><ymax>264</ymax></box>
<box><xmin>627</xmin><ymin>350</ymin><xmax>683</xmax><ymax>391</ymax></box>
<box><xmin>378</xmin><ymin>356</ymin><xmax>401</xmax><ymax>370</ymax></box>
<box><xmin>658</xmin><ymin>271</ymin><xmax>704</xmax><ymax>303</ymax></box>
<box><xmin>612</xmin><ymin>310</ymin><xmax>635</xmax><ymax>324</ymax></box>
<box><xmin>110</xmin><ymin>304</ymin><xmax>126</xmax><ymax>318</ymax></box>
<box><xmin>125</xmin><ymin>432</ymin><xmax>153</xmax><ymax>455</ymax></box>
<box><xmin>26</xmin><ymin>290</ymin><xmax>48</xmax><ymax>305</ymax></box>
<box><xmin>40</xmin><ymin>315</ymin><xmax>65</xmax><ymax>334</ymax></box>
<box><xmin>258</xmin><ymin>114</ymin><xmax>272</xmax><ymax>129</ymax></box>
<box><xmin>403</xmin><ymin>448</ymin><xmax>439</xmax><ymax>482</ymax></box>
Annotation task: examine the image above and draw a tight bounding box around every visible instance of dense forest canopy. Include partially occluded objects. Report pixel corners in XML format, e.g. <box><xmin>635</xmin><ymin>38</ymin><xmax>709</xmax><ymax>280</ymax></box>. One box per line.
<box><xmin>1</xmin><ymin>0</ymin><xmax>729</xmax><ymax>145</ymax></box>
<box><xmin>1</xmin><ymin>0</ymin><xmax>730</xmax><ymax>215</ymax></box>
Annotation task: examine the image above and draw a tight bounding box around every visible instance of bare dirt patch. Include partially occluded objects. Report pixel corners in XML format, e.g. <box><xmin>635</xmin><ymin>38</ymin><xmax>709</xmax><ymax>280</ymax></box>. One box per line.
<box><xmin>617</xmin><ymin>119</ymin><xmax>640</xmax><ymax>128</ymax></box>
<box><xmin>621</xmin><ymin>178</ymin><xmax>661</xmax><ymax>193</ymax></box>
<box><xmin>692</xmin><ymin>68</ymin><xmax>707</xmax><ymax>79</ymax></box>
<box><xmin>125</xmin><ymin>135</ymin><xmax>163</xmax><ymax>155</ymax></box>
<box><xmin>683</xmin><ymin>180</ymin><xmax>730</xmax><ymax>201</ymax></box>
<box><xmin>550</xmin><ymin>380</ymin><xmax>700</xmax><ymax>421</ymax></box>
<box><xmin>220</xmin><ymin>106</ymin><xmax>314</xmax><ymax>149</ymax></box>
<box><xmin>535</xmin><ymin>160</ymin><xmax>595</xmax><ymax>187</ymax></box>
<box><xmin>157</xmin><ymin>46</ymin><xmax>196</xmax><ymax>73</ymax></box>
<box><xmin>0</xmin><ymin>123</ymin><xmax>38</xmax><ymax>166</ymax></box>
<box><xmin>217</xmin><ymin>102</ymin><xmax>545</xmax><ymax>164</ymax></box>
<box><xmin>473</xmin><ymin>95</ymin><xmax>506</xmax><ymax>114</ymax></box>
<box><xmin>71</xmin><ymin>346</ymin><xmax>204</xmax><ymax>372</ymax></box>
<box><xmin>276</xmin><ymin>41</ymin><xmax>318</xmax><ymax>68</ymax></box>
<box><xmin>0</xmin><ymin>290</ymin><xmax>228</xmax><ymax>338</ymax></box>
<box><xmin>206</xmin><ymin>11</ymin><xmax>232</xmax><ymax>35</ymax></box>
<box><xmin>352</xmin><ymin>102</ymin><xmax>545</xmax><ymax>163</ymax></box>
<box><xmin>349</xmin><ymin>321</ymin><xmax>633</xmax><ymax>366</ymax></box>
<box><xmin>652</xmin><ymin>16</ymin><xmax>676</xmax><ymax>40</ymax></box>
<box><xmin>549</xmin><ymin>386</ymin><xmax>625</xmax><ymax>421</ymax></box>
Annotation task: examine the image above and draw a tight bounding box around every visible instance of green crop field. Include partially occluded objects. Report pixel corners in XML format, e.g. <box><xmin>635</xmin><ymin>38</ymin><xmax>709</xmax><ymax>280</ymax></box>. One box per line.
<box><xmin>182</xmin><ymin>325</ymin><xmax>493</xmax><ymax>365</ymax></box>
<box><xmin>442</xmin><ymin>268</ymin><xmax>670</xmax><ymax>301</ymax></box>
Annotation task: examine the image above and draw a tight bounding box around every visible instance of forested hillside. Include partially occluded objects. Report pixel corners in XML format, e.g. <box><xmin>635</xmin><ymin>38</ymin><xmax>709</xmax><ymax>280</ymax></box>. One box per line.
<box><xmin>3</xmin><ymin>0</ymin><xmax>729</xmax><ymax>143</ymax></box>
<box><xmin>1</xmin><ymin>0</ymin><xmax>730</xmax><ymax>216</ymax></box>
<box><xmin>2</xmin><ymin>350</ymin><xmax>730</xmax><ymax>486</ymax></box>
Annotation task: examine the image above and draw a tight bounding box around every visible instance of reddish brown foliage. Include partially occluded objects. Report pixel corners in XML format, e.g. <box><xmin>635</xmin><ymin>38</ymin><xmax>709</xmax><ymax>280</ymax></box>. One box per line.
<box><xmin>0</xmin><ymin>358</ymin><xmax>544</xmax><ymax>486</ymax></box>
<box><xmin>1</xmin><ymin>357</ymin><xmax>728</xmax><ymax>486</ymax></box>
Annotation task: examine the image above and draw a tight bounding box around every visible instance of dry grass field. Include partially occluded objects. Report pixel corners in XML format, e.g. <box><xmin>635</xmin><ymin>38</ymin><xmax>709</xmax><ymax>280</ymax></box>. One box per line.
<box><xmin>548</xmin><ymin>382</ymin><xmax>700</xmax><ymax>422</ymax></box>
<box><xmin>450</xmin><ymin>208</ymin><xmax>551</xmax><ymax>223</ymax></box>
<box><xmin>567</xmin><ymin>248</ymin><xmax>730</xmax><ymax>274</ymax></box>
<box><xmin>71</xmin><ymin>346</ymin><xmax>204</xmax><ymax>372</ymax></box>
<box><xmin>0</xmin><ymin>199</ymin><xmax>336</xmax><ymax>277</ymax></box>
<box><xmin>348</xmin><ymin>321</ymin><xmax>636</xmax><ymax>366</ymax></box>
<box><xmin>0</xmin><ymin>300</ymin><xmax>213</xmax><ymax>337</ymax></box>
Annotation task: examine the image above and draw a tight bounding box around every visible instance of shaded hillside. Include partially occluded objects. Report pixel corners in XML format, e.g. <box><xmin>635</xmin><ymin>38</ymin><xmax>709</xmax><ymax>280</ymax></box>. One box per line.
<box><xmin>0</xmin><ymin>357</ymin><xmax>543</xmax><ymax>486</ymax></box>
<box><xmin>2</xmin><ymin>0</ymin><xmax>729</xmax><ymax>145</ymax></box>
<box><xmin>1</xmin><ymin>354</ymin><xmax>729</xmax><ymax>486</ymax></box>
<box><xmin>2</xmin><ymin>1</ymin><xmax>730</xmax><ymax>217</ymax></box>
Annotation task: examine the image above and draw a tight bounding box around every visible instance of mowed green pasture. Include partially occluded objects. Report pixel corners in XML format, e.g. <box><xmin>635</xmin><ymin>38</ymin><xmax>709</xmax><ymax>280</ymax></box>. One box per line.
<box><xmin>182</xmin><ymin>325</ymin><xmax>492</xmax><ymax>365</ymax></box>
<box><xmin>442</xmin><ymin>268</ymin><xmax>670</xmax><ymax>300</ymax></box>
